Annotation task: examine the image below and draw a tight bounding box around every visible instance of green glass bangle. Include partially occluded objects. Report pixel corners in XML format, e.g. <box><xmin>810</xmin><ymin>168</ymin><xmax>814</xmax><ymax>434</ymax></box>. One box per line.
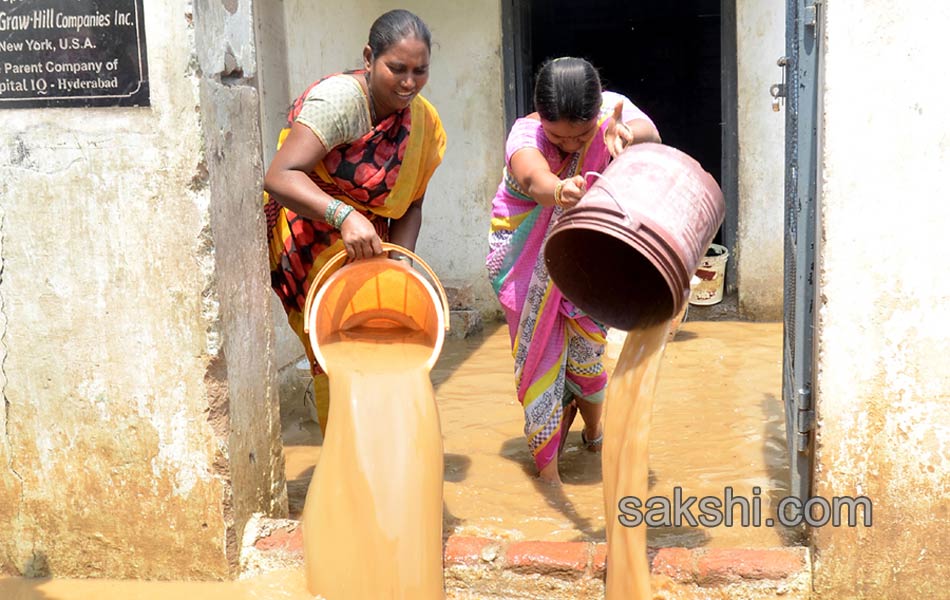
<box><xmin>324</xmin><ymin>199</ymin><xmax>341</xmax><ymax>226</ymax></box>
<box><xmin>334</xmin><ymin>204</ymin><xmax>354</xmax><ymax>228</ymax></box>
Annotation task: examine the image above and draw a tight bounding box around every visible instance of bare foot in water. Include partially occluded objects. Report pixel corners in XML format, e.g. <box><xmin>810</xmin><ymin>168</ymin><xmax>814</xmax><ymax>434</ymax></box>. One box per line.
<box><xmin>538</xmin><ymin>461</ymin><xmax>562</xmax><ymax>485</ymax></box>
<box><xmin>537</xmin><ymin>400</ymin><xmax>578</xmax><ymax>485</ymax></box>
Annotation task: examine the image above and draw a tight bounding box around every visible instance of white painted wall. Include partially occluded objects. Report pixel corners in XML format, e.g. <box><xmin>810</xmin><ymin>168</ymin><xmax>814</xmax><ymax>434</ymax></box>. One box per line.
<box><xmin>812</xmin><ymin>2</ymin><xmax>950</xmax><ymax>597</ymax></box>
<box><xmin>736</xmin><ymin>0</ymin><xmax>785</xmax><ymax>320</ymax></box>
<box><xmin>0</xmin><ymin>0</ymin><xmax>284</xmax><ymax>578</ymax></box>
<box><xmin>254</xmin><ymin>0</ymin><xmax>290</xmax><ymax>169</ymax></box>
<box><xmin>399</xmin><ymin>0</ymin><xmax>505</xmax><ymax>316</ymax></box>
<box><xmin>283</xmin><ymin>0</ymin><xmax>382</xmax><ymax>91</ymax></box>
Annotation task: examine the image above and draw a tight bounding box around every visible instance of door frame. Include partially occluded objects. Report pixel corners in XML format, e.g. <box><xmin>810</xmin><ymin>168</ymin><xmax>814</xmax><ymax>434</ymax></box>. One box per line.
<box><xmin>781</xmin><ymin>0</ymin><xmax>820</xmax><ymax>508</ymax></box>
<box><xmin>500</xmin><ymin>0</ymin><xmax>740</xmax><ymax>289</ymax></box>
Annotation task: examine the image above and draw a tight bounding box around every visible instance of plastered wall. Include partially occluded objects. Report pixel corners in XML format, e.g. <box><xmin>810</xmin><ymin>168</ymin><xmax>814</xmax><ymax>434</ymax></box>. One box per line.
<box><xmin>0</xmin><ymin>0</ymin><xmax>285</xmax><ymax>578</ymax></box>
<box><xmin>811</xmin><ymin>2</ymin><xmax>950</xmax><ymax>596</ymax></box>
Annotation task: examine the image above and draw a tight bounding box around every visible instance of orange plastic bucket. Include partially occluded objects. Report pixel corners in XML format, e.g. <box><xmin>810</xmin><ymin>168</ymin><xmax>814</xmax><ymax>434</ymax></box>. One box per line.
<box><xmin>303</xmin><ymin>243</ymin><xmax>450</xmax><ymax>373</ymax></box>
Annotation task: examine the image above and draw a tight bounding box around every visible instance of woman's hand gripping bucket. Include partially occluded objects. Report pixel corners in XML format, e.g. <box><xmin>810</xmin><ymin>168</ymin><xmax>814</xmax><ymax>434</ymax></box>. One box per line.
<box><xmin>302</xmin><ymin>243</ymin><xmax>451</xmax><ymax>373</ymax></box>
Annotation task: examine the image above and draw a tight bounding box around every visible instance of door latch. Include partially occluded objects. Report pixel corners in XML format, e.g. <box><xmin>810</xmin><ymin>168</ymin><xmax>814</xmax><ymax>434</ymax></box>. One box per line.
<box><xmin>770</xmin><ymin>56</ymin><xmax>789</xmax><ymax>112</ymax></box>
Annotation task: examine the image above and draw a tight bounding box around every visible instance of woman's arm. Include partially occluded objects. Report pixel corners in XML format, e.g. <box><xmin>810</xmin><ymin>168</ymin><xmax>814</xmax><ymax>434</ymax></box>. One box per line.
<box><xmin>627</xmin><ymin>118</ymin><xmax>661</xmax><ymax>145</ymax></box>
<box><xmin>263</xmin><ymin>122</ymin><xmax>333</xmax><ymax>220</ymax></box>
<box><xmin>509</xmin><ymin>148</ymin><xmax>587</xmax><ymax>210</ymax></box>
<box><xmin>263</xmin><ymin>122</ymin><xmax>383</xmax><ymax>260</ymax></box>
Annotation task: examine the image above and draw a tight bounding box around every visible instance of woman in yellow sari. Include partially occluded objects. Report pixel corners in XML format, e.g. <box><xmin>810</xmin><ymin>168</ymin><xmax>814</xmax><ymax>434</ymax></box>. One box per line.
<box><xmin>263</xmin><ymin>9</ymin><xmax>446</xmax><ymax>433</ymax></box>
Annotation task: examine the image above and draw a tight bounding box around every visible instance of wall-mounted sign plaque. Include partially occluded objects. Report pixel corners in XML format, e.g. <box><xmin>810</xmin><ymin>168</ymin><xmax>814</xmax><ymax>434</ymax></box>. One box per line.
<box><xmin>0</xmin><ymin>0</ymin><xmax>148</xmax><ymax>108</ymax></box>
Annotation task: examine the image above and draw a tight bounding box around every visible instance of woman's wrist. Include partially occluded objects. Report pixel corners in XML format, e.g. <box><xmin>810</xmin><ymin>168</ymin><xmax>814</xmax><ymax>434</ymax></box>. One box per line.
<box><xmin>553</xmin><ymin>179</ymin><xmax>565</xmax><ymax>208</ymax></box>
<box><xmin>336</xmin><ymin>204</ymin><xmax>354</xmax><ymax>227</ymax></box>
<box><xmin>325</xmin><ymin>199</ymin><xmax>355</xmax><ymax>229</ymax></box>
<box><xmin>324</xmin><ymin>198</ymin><xmax>341</xmax><ymax>224</ymax></box>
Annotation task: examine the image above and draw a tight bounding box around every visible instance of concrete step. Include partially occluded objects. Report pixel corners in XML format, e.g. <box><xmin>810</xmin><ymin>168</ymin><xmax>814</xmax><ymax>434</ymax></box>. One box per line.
<box><xmin>241</xmin><ymin>515</ymin><xmax>811</xmax><ymax>599</ymax></box>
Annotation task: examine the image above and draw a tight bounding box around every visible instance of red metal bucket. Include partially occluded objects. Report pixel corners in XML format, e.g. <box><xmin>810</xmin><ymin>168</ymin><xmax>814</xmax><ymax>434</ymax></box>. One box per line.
<box><xmin>544</xmin><ymin>143</ymin><xmax>725</xmax><ymax>330</ymax></box>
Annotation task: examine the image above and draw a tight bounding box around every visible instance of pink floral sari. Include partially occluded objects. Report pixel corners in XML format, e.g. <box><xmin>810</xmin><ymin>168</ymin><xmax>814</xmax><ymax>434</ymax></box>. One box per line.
<box><xmin>486</xmin><ymin>92</ymin><xmax>652</xmax><ymax>472</ymax></box>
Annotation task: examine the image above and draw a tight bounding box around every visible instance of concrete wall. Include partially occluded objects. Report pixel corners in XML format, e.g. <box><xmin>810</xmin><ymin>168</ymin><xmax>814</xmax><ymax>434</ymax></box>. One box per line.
<box><xmin>735</xmin><ymin>0</ymin><xmax>785</xmax><ymax>320</ymax></box>
<box><xmin>254</xmin><ymin>0</ymin><xmax>290</xmax><ymax>170</ymax></box>
<box><xmin>263</xmin><ymin>1</ymin><xmax>507</xmax><ymax>371</ymax></box>
<box><xmin>0</xmin><ymin>0</ymin><xmax>285</xmax><ymax>579</ymax></box>
<box><xmin>811</xmin><ymin>2</ymin><xmax>950</xmax><ymax>597</ymax></box>
<box><xmin>283</xmin><ymin>0</ymin><xmax>382</xmax><ymax>91</ymax></box>
<box><xmin>402</xmin><ymin>0</ymin><xmax>506</xmax><ymax>320</ymax></box>
<box><xmin>195</xmin><ymin>0</ymin><xmax>288</xmax><ymax>573</ymax></box>
<box><xmin>253</xmin><ymin>0</ymin><xmax>306</xmax><ymax>390</ymax></box>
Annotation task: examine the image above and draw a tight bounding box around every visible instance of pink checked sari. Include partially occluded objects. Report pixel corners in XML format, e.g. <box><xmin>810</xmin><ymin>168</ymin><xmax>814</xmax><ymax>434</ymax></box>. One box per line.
<box><xmin>486</xmin><ymin>92</ymin><xmax>653</xmax><ymax>473</ymax></box>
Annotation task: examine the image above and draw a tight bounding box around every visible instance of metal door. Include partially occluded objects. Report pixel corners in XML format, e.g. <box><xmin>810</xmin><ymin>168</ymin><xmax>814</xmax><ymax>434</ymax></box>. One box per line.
<box><xmin>773</xmin><ymin>0</ymin><xmax>820</xmax><ymax>506</ymax></box>
<box><xmin>501</xmin><ymin>0</ymin><xmax>533</xmax><ymax>129</ymax></box>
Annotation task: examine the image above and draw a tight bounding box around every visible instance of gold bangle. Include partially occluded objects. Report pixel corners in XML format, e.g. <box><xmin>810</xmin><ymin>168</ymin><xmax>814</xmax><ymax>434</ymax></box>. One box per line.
<box><xmin>554</xmin><ymin>180</ymin><xmax>565</xmax><ymax>207</ymax></box>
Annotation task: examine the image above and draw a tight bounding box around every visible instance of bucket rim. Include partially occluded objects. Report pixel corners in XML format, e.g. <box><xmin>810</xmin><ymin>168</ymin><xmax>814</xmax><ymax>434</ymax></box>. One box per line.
<box><xmin>546</xmin><ymin>210</ymin><xmax>692</xmax><ymax>325</ymax></box>
<box><xmin>306</xmin><ymin>253</ymin><xmax>447</xmax><ymax>374</ymax></box>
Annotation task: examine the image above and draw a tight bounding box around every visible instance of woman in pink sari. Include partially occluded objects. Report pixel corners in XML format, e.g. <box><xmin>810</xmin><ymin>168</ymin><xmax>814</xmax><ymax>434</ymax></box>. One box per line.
<box><xmin>487</xmin><ymin>57</ymin><xmax>660</xmax><ymax>484</ymax></box>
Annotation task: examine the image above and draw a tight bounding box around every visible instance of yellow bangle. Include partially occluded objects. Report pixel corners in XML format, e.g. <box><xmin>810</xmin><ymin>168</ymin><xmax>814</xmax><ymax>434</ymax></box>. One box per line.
<box><xmin>554</xmin><ymin>180</ymin><xmax>565</xmax><ymax>207</ymax></box>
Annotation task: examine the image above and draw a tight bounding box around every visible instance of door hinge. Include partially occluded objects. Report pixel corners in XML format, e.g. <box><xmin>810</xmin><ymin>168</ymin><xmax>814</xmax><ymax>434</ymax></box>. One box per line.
<box><xmin>796</xmin><ymin>386</ymin><xmax>814</xmax><ymax>452</ymax></box>
<box><xmin>797</xmin><ymin>386</ymin><xmax>812</xmax><ymax>410</ymax></box>
<box><xmin>797</xmin><ymin>408</ymin><xmax>815</xmax><ymax>434</ymax></box>
<box><xmin>804</xmin><ymin>0</ymin><xmax>822</xmax><ymax>29</ymax></box>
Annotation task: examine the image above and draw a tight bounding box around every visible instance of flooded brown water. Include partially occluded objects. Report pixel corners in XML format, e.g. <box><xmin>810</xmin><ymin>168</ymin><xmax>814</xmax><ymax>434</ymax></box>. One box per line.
<box><xmin>427</xmin><ymin>320</ymin><xmax>791</xmax><ymax>548</ymax></box>
<box><xmin>0</xmin><ymin>319</ymin><xmax>791</xmax><ymax>598</ymax></box>
<box><xmin>285</xmin><ymin>319</ymin><xmax>792</xmax><ymax>548</ymax></box>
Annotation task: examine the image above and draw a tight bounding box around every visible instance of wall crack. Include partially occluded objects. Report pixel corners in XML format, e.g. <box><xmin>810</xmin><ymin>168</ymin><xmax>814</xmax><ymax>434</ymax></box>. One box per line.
<box><xmin>1</xmin><ymin>201</ymin><xmax>9</xmax><ymax>449</ymax></box>
<box><xmin>0</xmin><ymin>197</ymin><xmax>26</xmax><ymax>574</ymax></box>
<box><xmin>1</xmin><ymin>205</ymin><xmax>20</xmax><ymax>483</ymax></box>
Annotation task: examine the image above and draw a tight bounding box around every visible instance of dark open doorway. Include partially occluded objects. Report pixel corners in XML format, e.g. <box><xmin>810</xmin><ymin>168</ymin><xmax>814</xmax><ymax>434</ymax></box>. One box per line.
<box><xmin>502</xmin><ymin>0</ymin><xmax>737</xmax><ymax>255</ymax></box>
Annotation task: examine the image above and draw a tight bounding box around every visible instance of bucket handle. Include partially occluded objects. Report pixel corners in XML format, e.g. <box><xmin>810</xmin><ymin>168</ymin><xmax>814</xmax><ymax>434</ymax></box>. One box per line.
<box><xmin>584</xmin><ymin>171</ymin><xmax>632</xmax><ymax>224</ymax></box>
<box><xmin>303</xmin><ymin>243</ymin><xmax>451</xmax><ymax>334</ymax></box>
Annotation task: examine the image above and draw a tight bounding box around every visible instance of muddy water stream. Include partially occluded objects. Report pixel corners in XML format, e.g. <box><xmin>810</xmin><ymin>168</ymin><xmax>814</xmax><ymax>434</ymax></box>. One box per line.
<box><xmin>603</xmin><ymin>322</ymin><xmax>671</xmax><ymax>598</ymax></box>
<box><xmin>302</xmin><ymin>327</ymin><xmax>443</xmax><ymax>598</ymax></box>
